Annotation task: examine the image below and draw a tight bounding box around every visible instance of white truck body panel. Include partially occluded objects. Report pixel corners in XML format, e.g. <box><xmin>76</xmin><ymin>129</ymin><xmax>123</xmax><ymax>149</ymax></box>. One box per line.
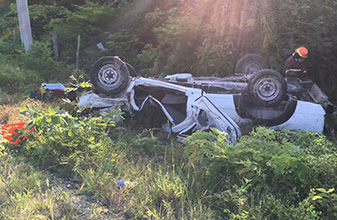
<box><xmin>79</xmin><ymin>76</ymin><xmax>326</xmax><ymax>143</ymax></box>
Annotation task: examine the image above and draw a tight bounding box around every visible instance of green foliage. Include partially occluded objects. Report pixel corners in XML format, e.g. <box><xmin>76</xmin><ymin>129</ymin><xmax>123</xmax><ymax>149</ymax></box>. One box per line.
<box><xmin>196</xmin><ymin>39</ymin><xmax>234</xmax><ymax>76</ymax></box>
<box><xmin>311</xmin><ymin>188</ymin><xmax>337</xmax><ymax>219</ymax></box>
<box><xmin>185</xmin><ymin>127</ymin><xmax>337</xmax><ymax>218</ymax></box>
<box><xmin>0</xmin><ymin>56</ymin><xmax>40</xmax><ymax>95</ymax></box>
<box><xmin>2</xmin><ymin>99</ymin><xmax>336</xmax><ymax>219</ymax></box>
<box><xmin>152</xmin><ymin>170</ymin><xmax>186</xmax><ymax>205</ymax></box>
<box><xmin>0</xmin><ymin>142</ymin><xmax>7</xmax><ymax>159</ymax></box>
<box><xmin>0</xmin><ymin>38</ymin><xmax>23</xmax><ymax>61</ymax></box>
<box><xmin>29</xmin><ymin>4</ymin><xmax>69</xmax><ymax>40</ymax></box>
<box><xmin>0</xmin><ymin>154</ymin><xmax>79</xmax><ymax>219</ymax></box>
<box><xmin>153</xmin><ymin>15</ymin><xmax>217</xmax><ymax>75</ymax></box>
<box><xmin>234</xmin><ymin>194</ymin><xmax>320</xmax><ymax>220</ymax></box>
<box><xmin>136</xmin><ymin>44</ymin><xmax>158</xmax><ymax>74</ymax></box>
<box><xmin>1</xmin><ymin>0</ymin><xmax>337</xmax><ymax>101</ymax></box>
<box><xmin>104</xmin><ymin>31</ymin><xmax>142</xmax><ymax>68</ymax></box>
<box><xmin>265</xmin><ymin>0</ymin><xmax>337</xmax><ymax>100</ymax></box>
<box><xmin>20</xmin><ymin>41</ymin><xmax>70</xmax><ymax>82</ymax></box>
<box><xmin>0</xmin><ymin>3</ymin><xmax>18</xmax><ymax>38</ymax></box>
<box><xmin>0</xmin><ymin>1</ymin><xmax>123</xmax><ymax>79</ymax></box>
<box><xmin>49</xmin><ymin>2</ymin><xmax>117</xmax><ymax>65</ymax></box>
<box><xmin>21</xmin><ymin>105</ymin><xmax>120</xmax><ymax>174</ymax></box>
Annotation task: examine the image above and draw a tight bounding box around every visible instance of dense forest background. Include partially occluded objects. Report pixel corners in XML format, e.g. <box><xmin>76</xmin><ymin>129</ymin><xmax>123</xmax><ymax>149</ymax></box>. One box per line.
<box><xmin>0</xmin><ymin>0</ymin><xmax>337</xmax><ymax>102</ymax></box>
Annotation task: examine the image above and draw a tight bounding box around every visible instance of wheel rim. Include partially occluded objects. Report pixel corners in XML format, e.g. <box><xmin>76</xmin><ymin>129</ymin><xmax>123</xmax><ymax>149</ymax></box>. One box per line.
<box><xmin>244</xmin><ymin>63</ymin><xmax>261</xmax><ymax>75</ymax></box>
<box><xmin>98</xmin><ymin>64</ymin><xmax>120</xmax><ymax>87</ymax></box>
<box><xmin>254</xmin><ymin>78</ymin><xmax>280</xmax><ymax>102</ymax></box>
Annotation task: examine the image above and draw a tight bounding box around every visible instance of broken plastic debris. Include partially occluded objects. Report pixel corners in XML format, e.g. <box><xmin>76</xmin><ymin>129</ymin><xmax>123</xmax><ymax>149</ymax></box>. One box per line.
<box><xmin>117</xmin><ymin>179</ymin><xmax>137</xmax><ymax>188</ymax></box>
<box><xmin>162</xmin><ymin>123</ymin><xmax>171</xmax><ymax>133</ymax></box>
<box><xmin>96</xmin><ymin>42</ymin><xmax>107</xmax><ymax>51</ymax></box>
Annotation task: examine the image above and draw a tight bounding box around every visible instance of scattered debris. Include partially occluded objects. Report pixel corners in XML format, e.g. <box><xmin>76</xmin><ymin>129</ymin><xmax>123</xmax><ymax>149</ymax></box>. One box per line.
<box><xmin>96</xmin><ymin>42</ymin><xmax>107</xmax><ymax>51</ymax></box>
<box><xmin>1</xmin><ymin>122</ymin><xmax>35</xmax><ymax>145</ymax></box>
<box><xmin>30</xmin><ymin>82</ymin><xmax>92</xmax><ymax>102</ymax></box>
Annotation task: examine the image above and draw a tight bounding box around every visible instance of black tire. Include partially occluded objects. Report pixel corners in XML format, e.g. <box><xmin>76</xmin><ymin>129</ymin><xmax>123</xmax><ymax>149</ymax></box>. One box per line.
<box><xmin>247</xmin><ymin>69</ymin><xmax>287</xmax><ymax>107</ymax></box>
<box><xmin>90</xmin><ymin>56</ymin><xmax>130</xmax><ymax>97</ymax></box>
<box><xmin>234</xmin><ymin>94</ymin><xmax>297</xmax><ymax>126</ymax></box>
<box><xmin>235</xmin><ymin>53</ymin><xmax>268</xmax><ymax>75</ymax></box>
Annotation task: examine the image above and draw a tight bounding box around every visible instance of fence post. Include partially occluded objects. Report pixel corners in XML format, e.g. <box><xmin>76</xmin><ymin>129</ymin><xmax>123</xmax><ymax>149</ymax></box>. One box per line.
<box><xmin>76</xmin><ymin>35</ymin><xmax>81</xmax><ymax>69</ymax></box>
<box><xmin>16</xmin><ymin>0</ymin><xmax>33</xmax><ymax>52</ymax></box>
<box><xmin>52</xmin><ymin>32</ymin><xmax>59</xmax><ymax>61</ymax></box>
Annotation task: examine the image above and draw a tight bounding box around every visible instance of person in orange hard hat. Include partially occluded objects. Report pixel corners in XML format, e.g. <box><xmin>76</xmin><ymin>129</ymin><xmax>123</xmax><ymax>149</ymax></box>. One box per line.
<box><xmin>282</xmin><ymin>46</ymin><xmax>309</xmax><ymax>80</ymax></box>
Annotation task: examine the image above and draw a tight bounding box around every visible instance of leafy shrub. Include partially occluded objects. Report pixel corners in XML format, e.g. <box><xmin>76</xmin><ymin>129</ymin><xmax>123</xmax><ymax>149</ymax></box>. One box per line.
<box><xmin>311</xmin><ymin>188</ymin><xmax>337</xmax><ymax>219</ymax></box>
<box><xmin>0</xmin><ymin>40</ymin><xmax>70</xmax><ymax>94</ymax></box>
<box><xmin>184</xmin><ymin>127</ymin><xmax>337</xmax><ymax>218</ymax></box>
<box><xmin>21</xmin><ymin>105</ymin><xmax>121</xmax><ymax>175</ymax></box>
<box><xmin>20</xmin><ymin>41</ymin><xmax>70</xmax><ymax>82</ymax></box>
<box><xmin>0</xmin><ymin>38</ymin><xmax>24</xmax><ymax>61</ymax></box>
<box><xmin>0</xmin><ymin>60</ymin><xmax>39</xmax><ymax>95</ymax></box>
<box><xmin>235</xmin><ymin>194</ymin><xmax>320</xmax><ymax>220</ymax></box>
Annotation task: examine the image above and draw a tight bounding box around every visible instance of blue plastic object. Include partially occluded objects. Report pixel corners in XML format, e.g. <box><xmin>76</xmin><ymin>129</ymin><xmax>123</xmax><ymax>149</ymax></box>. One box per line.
<box><xmin>117</xmin><ymin>179</ymin><xmax>125</xmax><ymax>187</ymax></box>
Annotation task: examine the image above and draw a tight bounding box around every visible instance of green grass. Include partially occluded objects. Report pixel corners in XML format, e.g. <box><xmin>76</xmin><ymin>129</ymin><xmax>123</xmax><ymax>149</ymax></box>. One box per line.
<box><xmin>0</xmin><ymin>154</ymin><xmax>76</xmax><ymax>219</ymax></box>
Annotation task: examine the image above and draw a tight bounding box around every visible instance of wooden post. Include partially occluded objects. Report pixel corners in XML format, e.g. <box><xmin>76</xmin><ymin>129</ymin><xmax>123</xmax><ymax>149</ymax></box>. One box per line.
<box><xmin>52</xmin><ymin>32</ymin><xmax>59</xmax><ymax>61</ymax></box>
<box><xmin>16</xmin><ymin>0</ymin><xmax>33</xmax><ymax>52</ymax></box>
<box><xmin>76</xmin><ymin>35</ymin><xmax>81</xmax><ymax>69</ymax></box>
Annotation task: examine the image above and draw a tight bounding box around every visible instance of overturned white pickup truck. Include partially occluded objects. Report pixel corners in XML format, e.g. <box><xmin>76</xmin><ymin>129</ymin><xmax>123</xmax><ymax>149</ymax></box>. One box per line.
<box><xmin>79</xmin><ymin>55</ymin><xmax>331</xmax><ymax>144</ymax></box>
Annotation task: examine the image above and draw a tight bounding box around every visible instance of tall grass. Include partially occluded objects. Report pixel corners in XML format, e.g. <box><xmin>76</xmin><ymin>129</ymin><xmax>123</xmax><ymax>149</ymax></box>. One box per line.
<box><xmin>0</xmin><ymin>154</ymin><xmax>79</xmax><ymax>219</ymax></box>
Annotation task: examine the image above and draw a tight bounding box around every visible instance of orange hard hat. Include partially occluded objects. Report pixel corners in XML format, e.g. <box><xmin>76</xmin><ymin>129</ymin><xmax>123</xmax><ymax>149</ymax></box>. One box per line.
<box><xmin>295</xmin><ymin>47</ymin><xmax>308</xmax><ymax>58</ymax></box>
